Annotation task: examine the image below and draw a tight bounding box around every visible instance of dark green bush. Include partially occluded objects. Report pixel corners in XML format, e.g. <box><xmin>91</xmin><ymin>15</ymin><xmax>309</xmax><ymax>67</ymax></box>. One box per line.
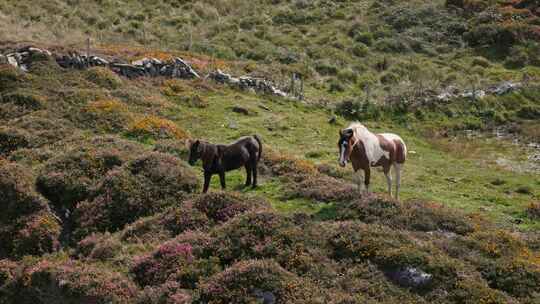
<box><xmin>0</xmin><ymin>127</ymin><xmax>30</xmax><ymax>156</ymax></box>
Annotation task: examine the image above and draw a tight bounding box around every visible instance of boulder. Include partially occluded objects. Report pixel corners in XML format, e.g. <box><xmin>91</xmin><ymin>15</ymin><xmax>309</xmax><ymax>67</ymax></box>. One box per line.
<box><xmin>387</xmin><ymin>267</ymin><xmax>433</xmax><ymax>289</ymax></box>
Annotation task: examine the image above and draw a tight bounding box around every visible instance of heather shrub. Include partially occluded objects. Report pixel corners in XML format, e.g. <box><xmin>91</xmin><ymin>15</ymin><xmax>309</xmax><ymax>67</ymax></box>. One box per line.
<box><xmin>75</xmin><ymin>233</ymin><xmax>122</xmax><ymax>261</ymax></box>
<box><xmin>0</xmin><ymin>65</ymin><xmax>26</xmax><ymax>91</ymax></box>
<box><xmin>0</xmin><ymin>127</ymin><xmax>30</xmax><ymax>156</ymax></box>
<box><xmin>36</xmin><ymin>136</ymin><xmax>144</xmax><ymax>210</ymax></box>
<box><xmin>131</xmin><ymin>236</ymin><xmax>220</xmax><ymax>289</ymax></box>
<box><xmin>137</xmin><ymin>281</ymin><xmax>192</xmax><ymax>304</ymax></box>
<box><xmin>191</xmin><ymin>192</ymin><xmax>270</xmax><ymax>223</ymax></box>
<box><xmin>526</xmin><ymin>201</ymin><xmax>540</xmax><ymax>219</ymax></box>
<box><xmin>207</xmin><ymin>211</ymin><xmax>304</xmax><ymax>265</ymax></box>
<box><xmin>2</xmin><ymin>259</ymin><xmax>138</xmax><ymax>304</ymax></box>
<box><xmin>285</xmin><ymin>174</ymin><xmax>359</xmax><ymax>203</ymax></box>
<box><xmin>159</xmin><ymin>203</ymin><xmax>211</xmax><ymax>236</ymax></box>
<box><xmin>481</xmin><ymin>258</ymin><xmax>540</xmax><ymax>298</ymax></box>
<box><xmin>153</xmin><ymin>139</ymin><xmax>190</xmax><ymax>161</ymax></box>
<box><xmin>0</xmin><ymin>259</ymin><xmax>17</xmax><ymax>286</ymax></box>
<box><xmin>120</xmin><ymin>214</ymin><xmax>174</xmax><ymax>244</ymax></box>
<box><xmin>11</xmin><ymin>211</ymin><xmax>61</xmax><ymax>258</ymax></box>
<box><xmin>198</xmin><ymin>259</ymin><xmax>300</xmax><ymax>304</ymax></box>
<box><xmin>0</xmin><ymin>90</ymin><xmax>44</xmax><ymax>111</ymax></box>
<box><xmin>9</xmin><ymin>115</ymin><xmax>73</xmax><ymax>147</ymax></box>
<box><xmin>86</xmin><ymin>66</ymin><xmax>123</xmax><ymax>89</ymax></box>
<box><xmin>333</xmin><ymin>195</ymin><xmax>474</xmax><ymax>234</ymax></box>
<box><xmin>74</xmin><ymin>152</ymin><xmax>199</xmax><ymax>237</ymax></box>
<box><xmin>0</xmin><ymin>160</ymin><xmax>60</xmax><ymax>258</ymax></box>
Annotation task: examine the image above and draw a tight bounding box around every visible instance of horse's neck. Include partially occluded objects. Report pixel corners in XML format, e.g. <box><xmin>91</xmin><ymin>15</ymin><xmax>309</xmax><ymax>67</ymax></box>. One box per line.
<box><xmin>354</xmin><ymin>127</ymin><xmax>383</xmax><ymax>164</ymax></box>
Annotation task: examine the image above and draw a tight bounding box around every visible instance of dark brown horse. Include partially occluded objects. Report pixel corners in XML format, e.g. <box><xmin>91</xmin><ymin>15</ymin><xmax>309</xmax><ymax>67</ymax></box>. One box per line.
<box><xmin>188</xmin><ymin>135</ymin><xmax>262</xmax><ymax>193</ymax></box>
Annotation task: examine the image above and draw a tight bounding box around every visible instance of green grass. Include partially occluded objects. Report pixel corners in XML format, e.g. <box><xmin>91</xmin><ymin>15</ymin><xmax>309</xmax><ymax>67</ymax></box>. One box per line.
<box><xmin>160</xmin><ymin>85</ymin><xmax>540</xmax><ymax>229</ymax></box>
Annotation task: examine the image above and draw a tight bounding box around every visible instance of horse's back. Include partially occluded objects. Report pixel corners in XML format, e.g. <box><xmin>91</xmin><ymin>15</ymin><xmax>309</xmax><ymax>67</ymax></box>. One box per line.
<box><xmin>380</xmin><ymin>133</ymin><xmax>407</xmax><ymax>164</ymax></box>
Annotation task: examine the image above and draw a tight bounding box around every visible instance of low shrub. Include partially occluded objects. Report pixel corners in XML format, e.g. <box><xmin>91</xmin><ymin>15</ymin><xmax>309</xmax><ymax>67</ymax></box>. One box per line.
<box><xmin>74</xmin><ymin>152</ymin><xmax>199</xmax><ymax>238</ymax></box>
<box><xmin>9</xmin><ymin>115</ymin><xmax>73</xmax><ymax>147</ymax></box>
<box><xmin>0</xmin><ymin>259</ymin><xmax>16</xmax><ymax>286</ymax></box>
<box><xmin>481</xmin><ymin>258</ymin><xmax>540</xmax><ymax>298</ymax></box>
<box><xmin>75</xmin><ymin>233</ymin><xmax>122</xmax><ymax>261</ymax></box>
<box><xmin>285</xmin><ymin>174</ymin><xmax>359</xmax><ymax>203</ymax></box>
<box><xmin>159</xmin><ymin>204</ymin><xmax>211</xmax><ymax>236</ymax></box>
<box><xmin>153</xmin><ymin>139</ymin><xmax>190</xmax><ymax>161</ymax></box>
<box><xmin>0</xmin><ymin>127</ymin><xmax>30</xmax><ymax>156</ymax></box>
<box><xmin>198</xmin><ymin>259</ymin><xmax>300</xmax><ymax>304</ymax></box>
<box><xmin>86</xmin><ymin>66</ymin><xmax>123</xmax><ymax>89</ymax></box>
<box><xmin>191</xmin><ymin>192</ymin><xmax>270</xmax><ymax>223</ymax></box>
<box><xmin>0</xmin><ymin>160</ymin><xmax>60</xmax><ymax>258</ymax></box>
<box><xmin>137</xmin><ymin>281</ymin><xmax>192</xmax><ymax>304</ymax></box>
<box><xmin>0</xmin><ymin>90</ymin><xmax>44</xmax><ymax>111</ymax></box>
<box><xmin>207</xmin><ymin>211</ymin><xmax>304</xmax><ymax>265</ymax></box>
<box><xmin>526</xmin><ymin>201</ymin><xmax>540</xmax><ymax>219</ymax></box>
<box><xmin>2</xmin><ymin>259</ymin><xmax>138</xmax><ymax>303</ymax></box>
<box><xmin>333</xmin><ymin>195</ymin><xmax>475</xmax><ymax>234</ymax></box>
<box><xmin>36</xmin><ymin>138</ymin><xmax>144</xmax><ymax>210</ymax></box>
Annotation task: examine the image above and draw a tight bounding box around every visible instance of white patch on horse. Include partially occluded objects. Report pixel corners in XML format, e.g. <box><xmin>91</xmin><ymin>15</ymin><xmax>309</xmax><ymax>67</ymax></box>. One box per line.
<box><xmin>347</xmin><ymin>123</ymin><xmax>387</xmax><ymax>165</ymax></box>
<box><xmin>380</xmin><ymin>133</ymin><xmax>408</xmax><ymax>157</ymax></box>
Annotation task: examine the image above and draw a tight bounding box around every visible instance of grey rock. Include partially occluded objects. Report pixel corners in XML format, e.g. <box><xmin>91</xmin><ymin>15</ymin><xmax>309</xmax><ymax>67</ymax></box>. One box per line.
<box><xmin>6</xmin><ymin>55</ymin><xmax>18</xmax><ymax>68</ymax></box>
<box><xmin>254</xmin><ymin>290</ymin><xmax>276</xmax><ymax>304</ymax></box>
<box><xmin>0</xmin><ymin>54</ymin><xmax>7</xmax><ymax>65</ymax></box>
<box><xmin>387</xmin><ymin>267</ymin><xmax>433</xmax><ymax>289</ymax></box>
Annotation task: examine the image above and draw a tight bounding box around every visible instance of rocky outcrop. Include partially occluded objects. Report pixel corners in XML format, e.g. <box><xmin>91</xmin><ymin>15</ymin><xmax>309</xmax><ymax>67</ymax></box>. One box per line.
<box><xmin>208</xmin><ymin>69</ymin><xmax>288</xmax><ymax>98</ymax></box>
<box><xmin>436</xmin><ymin>81</ymin><xmax>523</xmax><ymax>102</ymax></box>
<box><xmin>387</xmin><ymin>267</ymin><xmax>433</xmax><ymax>289</ymax></box>
<box><xmin>1</xmin><ymin>46</ymin><xmax>293</xmax><ymax>98</ymax></box>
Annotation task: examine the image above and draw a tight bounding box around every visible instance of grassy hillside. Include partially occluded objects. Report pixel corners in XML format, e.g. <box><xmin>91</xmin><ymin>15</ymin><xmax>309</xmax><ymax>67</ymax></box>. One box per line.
<box><xmin>0</xmin><ymin>0</ymin><xmax>540</xmax><ymax>303</ymax></box>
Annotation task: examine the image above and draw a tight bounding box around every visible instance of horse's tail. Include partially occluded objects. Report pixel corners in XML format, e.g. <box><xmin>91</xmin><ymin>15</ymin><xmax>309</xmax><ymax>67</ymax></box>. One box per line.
<box><xmin>253</xmin><ymin>134</ymin><xmax>262</xmax><ymax>162</ymax></box>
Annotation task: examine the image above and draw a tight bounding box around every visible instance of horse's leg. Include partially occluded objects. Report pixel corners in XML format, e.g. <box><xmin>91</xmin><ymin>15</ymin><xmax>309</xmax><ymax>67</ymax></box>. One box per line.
<box><xmin>364</xmin><ymin>167</ymin><xmax>371</xmax><ymax>194</ymax></box>
<box><xmin>394</xmin><ymin>163</ymin><xmax>402</xmax><ymax>200</ymax></box>
<box><xmin>251</xmin><ymin>160</ymin><xmax>258</xmax><ymax>188</ymax></box>
<box><xmin>244</xmin><ymin>164</ymin><xmax>252</xmax><ymax>187</ymax></box>
<box><xmin>203</xmin><ymin>171</ymin><xmax>212</xmax><ymax>193</ymax></box>
<box><xmin>384</xmin><ymin>164</ymin><xmax>392</xmax><ymax>197</ymax></box>
<box><xmin>219</xmin><ymin>171</ymin><xmax>226</xmax><ymax>190</ymax></box>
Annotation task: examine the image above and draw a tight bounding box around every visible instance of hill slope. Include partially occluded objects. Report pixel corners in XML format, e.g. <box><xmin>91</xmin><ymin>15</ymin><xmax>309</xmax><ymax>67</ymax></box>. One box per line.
<box><xmin>0</xmin><ymin>0</ymin><xmax>540</xmax><ymax>303</ymax></box>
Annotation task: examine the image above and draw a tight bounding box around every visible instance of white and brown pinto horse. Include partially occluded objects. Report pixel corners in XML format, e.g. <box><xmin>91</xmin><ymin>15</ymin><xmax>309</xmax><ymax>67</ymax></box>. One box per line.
<box><xmin>338</xmin><ymin>122</ymin><xmax>407</xmax><ymax>199</ymax></box>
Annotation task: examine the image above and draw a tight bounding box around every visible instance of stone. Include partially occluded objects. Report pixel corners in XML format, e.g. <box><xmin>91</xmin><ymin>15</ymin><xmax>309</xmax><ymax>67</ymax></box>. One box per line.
<box><xmin>387</xmin><ymin>267</ymin><xmax>433</xmax><ymax>289</ymax></box>
<box><xmin>0</xmin><ymin>54</ymin><xmax>7</xmax><ymax>65</ymax></box>
<box><xmin>254</xmin><ymin>290</ymin><xmax>276</xmax><ymax>304</ymax></box>
<box><xmin>6</xmin><ymin>55</ymin><xmax>18</xmax><ymax>68</ymax></box>
<box><xmin>232</xmin><ymin>106</ymin><xmax>249</xmax><ymax>115</ymax></box>
<box><xmin>328</xmin><ymin>115</ymin><xmax>337</xmax><ymax>124</ymax></box>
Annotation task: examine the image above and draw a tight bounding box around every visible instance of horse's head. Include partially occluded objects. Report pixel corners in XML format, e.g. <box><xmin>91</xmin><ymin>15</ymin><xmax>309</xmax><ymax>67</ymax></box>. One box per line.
<box><xmin>338</xmin><ymin>128</ymin><xmax>354</xmax><ymax>167</ymax></box>
<box><xmin>188</xmin><ymin>139</ymin><xmax>203</xmax><ymax>165</ymax></box>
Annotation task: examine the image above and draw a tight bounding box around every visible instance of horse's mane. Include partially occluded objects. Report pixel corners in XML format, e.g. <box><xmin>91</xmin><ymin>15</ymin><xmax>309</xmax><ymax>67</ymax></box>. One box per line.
<box><xmin>345</xmin><ymin>122</ymin><xmax>372</xmax><ymax>143</ymax></box>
